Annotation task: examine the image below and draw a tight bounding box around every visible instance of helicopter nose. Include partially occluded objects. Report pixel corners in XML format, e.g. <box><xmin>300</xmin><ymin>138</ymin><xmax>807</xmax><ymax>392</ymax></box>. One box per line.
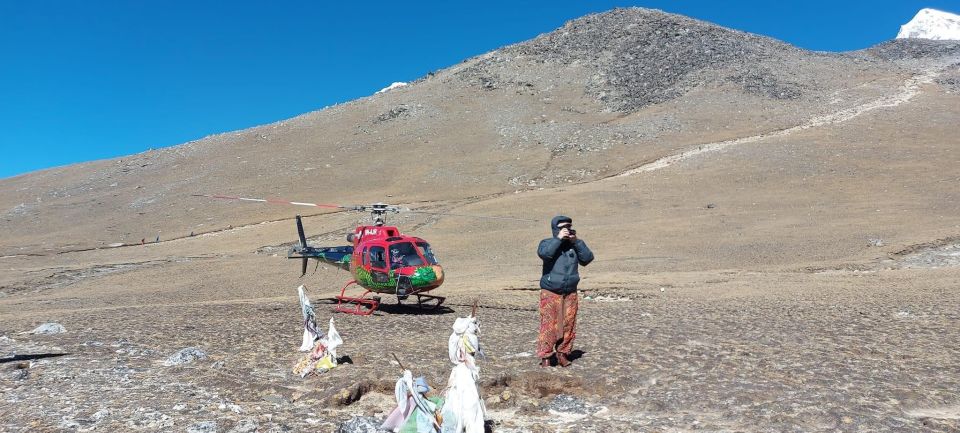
<box><xmin>403</xmin><ymin>265</ymin><xmax>443</xmax><ymax>287</ymax></box>
<box><xmin>432</xmin><ymin>265</ymin><xmax>444</xmax><ymax>286</ymax></box>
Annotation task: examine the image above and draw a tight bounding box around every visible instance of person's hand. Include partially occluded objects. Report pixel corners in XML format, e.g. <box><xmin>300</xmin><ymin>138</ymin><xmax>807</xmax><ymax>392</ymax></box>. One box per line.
<box><xmin>567</xmin><ymin>231</ymin><xmax>578</xmax><ymax>242</ymax></box>
<box><xmin>557</xmin><ymin>228</ymin><xmax>570</xmax><ymax>240</ymax></box>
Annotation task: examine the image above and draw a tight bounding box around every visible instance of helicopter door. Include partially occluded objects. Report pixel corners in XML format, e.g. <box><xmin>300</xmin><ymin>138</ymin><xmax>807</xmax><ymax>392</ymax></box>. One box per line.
<box><xmin>361</xmin><ymin>246</ymin><xmax>370</xmax><ymax>267</ymax></box>
<box><xmin>369</xmin><ymin>246</ymin><xmax>390</xmax><ymax>283</ymax></box>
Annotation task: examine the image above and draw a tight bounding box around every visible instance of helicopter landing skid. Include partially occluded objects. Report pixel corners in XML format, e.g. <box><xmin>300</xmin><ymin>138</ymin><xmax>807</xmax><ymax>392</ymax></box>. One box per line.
<box><xmin>334</xmin><ymin>280</ymin><xmax>380</xmax><ymax>316</ymax></box>
<box><xmin>413</xmin><ymin>293</ymin><xmax>445</xmax><ymax>310</ymax></box>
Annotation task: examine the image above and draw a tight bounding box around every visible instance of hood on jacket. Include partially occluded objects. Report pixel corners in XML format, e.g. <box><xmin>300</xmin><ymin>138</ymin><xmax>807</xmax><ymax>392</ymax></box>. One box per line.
<box><xmin>550</xmin><ymin>215</ymin><xmax>573</xmax><ymax>238</ymax></box>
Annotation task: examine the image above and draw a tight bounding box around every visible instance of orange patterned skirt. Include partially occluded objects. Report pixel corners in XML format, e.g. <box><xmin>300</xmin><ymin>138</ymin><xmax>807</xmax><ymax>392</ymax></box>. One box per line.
<box><xmin>537</xmin><ymin>290</ymin><xmax>579</xmax><ymax>358</ymax></box>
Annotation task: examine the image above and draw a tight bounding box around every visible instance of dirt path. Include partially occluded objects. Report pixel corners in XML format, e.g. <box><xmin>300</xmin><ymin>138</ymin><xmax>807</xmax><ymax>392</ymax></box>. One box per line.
<box><xmin>614</xmin><ymin>66</ymin><xmax>945</xmax><ymax>177</ymax></box>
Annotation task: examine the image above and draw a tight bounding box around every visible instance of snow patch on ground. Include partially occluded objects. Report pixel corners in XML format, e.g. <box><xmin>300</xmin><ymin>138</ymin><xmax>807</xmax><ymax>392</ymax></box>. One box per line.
<box><xmin>376</xmin><ymin>82</ymin><xmax>408</xmax><ymax>94</ymax></box>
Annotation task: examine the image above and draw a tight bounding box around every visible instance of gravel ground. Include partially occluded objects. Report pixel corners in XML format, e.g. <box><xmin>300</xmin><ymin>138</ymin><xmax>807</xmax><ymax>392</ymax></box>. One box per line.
<box><xmin>3</xmin><ymin>269</ymin><xmax>959</xmax><ymax>432</ymax></box>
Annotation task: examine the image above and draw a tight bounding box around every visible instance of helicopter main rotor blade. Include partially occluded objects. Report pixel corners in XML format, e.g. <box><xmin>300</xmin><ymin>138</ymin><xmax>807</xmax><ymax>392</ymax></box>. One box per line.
<box><xmin>402</xmin><ymin>208</ymin><xmax>538</xmax><ymax>222</ymax></box>
<box><xmin>194</xmin><ymin>194</ymin><xmax>537</xmax><ymax>223</ymax></box>
<box><xmin>192</xmin><ymin>194</ymin><xmax>347</xmax><ymax>209</ymax></box>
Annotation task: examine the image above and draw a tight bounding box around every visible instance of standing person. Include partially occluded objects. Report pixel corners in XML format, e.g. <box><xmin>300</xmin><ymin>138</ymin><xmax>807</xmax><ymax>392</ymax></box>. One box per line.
<box><xmin>537</xmin><ymin>215</ymin><xmax>594</xmax><ymax>367</ymax></box>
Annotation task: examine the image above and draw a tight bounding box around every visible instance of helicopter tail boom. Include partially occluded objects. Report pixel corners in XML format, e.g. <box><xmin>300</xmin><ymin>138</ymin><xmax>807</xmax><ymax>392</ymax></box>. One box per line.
<box><xmin>289</xmin><ymin>215</ymin><xmax>353</xmax><ymax>274</ymax></box>
<box><xmin>288</xmin><ymin>245</ymin><xmax>354</xmax><ymax>273</ymax></box>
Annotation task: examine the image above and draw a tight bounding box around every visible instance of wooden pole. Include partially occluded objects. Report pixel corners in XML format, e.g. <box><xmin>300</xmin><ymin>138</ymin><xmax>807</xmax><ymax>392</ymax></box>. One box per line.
<box><xmin>391</xmin><ymin>353</ymin><xmax>406</xmax><ymax>371</ymax></box>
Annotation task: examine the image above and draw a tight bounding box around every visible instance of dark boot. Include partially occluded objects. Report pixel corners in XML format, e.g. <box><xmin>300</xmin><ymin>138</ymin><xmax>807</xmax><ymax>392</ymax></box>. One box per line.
<box><xmin>556</xmin><ymin>353</ymin><xmax>571</xmax><ymax>367</ymax></box>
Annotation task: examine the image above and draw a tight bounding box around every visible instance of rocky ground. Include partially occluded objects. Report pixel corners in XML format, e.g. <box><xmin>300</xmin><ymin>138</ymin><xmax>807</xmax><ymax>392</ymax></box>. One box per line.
<box><xmin>2</xmin><ymin>267</ymin><xmax>960</xmax><ymax>432</ymax></box>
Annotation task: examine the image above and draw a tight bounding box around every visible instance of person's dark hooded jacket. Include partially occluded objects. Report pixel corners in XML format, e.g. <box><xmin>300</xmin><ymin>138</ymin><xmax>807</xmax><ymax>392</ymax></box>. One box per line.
<box><xmin>538</xmin><ymin>215</ymin><xmax>594</xmax><ymax>294</ymax></box>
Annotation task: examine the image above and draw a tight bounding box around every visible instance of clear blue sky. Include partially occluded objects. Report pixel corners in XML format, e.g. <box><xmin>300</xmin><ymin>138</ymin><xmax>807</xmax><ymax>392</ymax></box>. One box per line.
<box><xmin>1</xmin><ymin>1</ymin><xmax>958</xmax><ymax>179</ymax></box>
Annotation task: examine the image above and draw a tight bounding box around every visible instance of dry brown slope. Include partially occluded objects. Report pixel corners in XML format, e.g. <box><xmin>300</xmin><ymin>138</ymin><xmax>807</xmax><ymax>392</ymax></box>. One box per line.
<box><xmin>0</xmin><ymin>8</ymin><xmax>910</xmax><ymax>256</ymax></box>
<box><xmin>3</xmin><ymin>63</ymin><xmax>956</xmax><ymax>315</ymax></box>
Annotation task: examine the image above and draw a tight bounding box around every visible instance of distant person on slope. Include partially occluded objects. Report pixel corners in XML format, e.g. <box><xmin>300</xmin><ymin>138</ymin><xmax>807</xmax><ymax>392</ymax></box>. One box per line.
<box><xmin>537</xmin><ymin>215</ymin><xmax>594</xmax><ymax>367</ymax></box>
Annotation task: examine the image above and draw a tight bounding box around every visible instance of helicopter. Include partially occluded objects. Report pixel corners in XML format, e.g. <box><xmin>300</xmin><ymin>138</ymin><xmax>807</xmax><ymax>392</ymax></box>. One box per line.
<box><xmin>194</xmin><ymin>194</ymin><xmax>532</xmax><ymax>315</ymax></box>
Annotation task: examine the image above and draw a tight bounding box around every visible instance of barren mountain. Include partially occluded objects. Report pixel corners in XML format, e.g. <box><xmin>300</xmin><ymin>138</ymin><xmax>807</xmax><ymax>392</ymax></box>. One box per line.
<box><xmin>2</xmin><ymin>8</ymin><xmax>959</xmax><ymax>433</ymax></box>
<box><xmin>3</xmin><ymin>8</ymin><xmax>951</xmax><ymax>256</ymax></box>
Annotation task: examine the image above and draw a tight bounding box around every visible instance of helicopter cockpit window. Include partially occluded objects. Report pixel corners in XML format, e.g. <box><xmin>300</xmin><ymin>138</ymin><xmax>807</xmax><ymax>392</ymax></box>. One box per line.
<box><xmin>370</xmin><ymin>246</ymin><xmax>386</xmax><ymax>269</ymax></box>
<box><xmin>416</xmin><ymin>242</ymin><xmax>438</xmax><ymax>265</ymax></box>
<box><xmin>389</xmin><ymin>242</ymin><xmax>425</xmax><ymax>269</ymax></box>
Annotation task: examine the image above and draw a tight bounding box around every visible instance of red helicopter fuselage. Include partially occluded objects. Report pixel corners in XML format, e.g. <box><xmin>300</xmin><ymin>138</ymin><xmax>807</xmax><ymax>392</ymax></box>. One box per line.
<box><xmin>345</xmin><ymin>225</ymin><xmax>445</xmax><ymax>297</ymax></box>
<box><xmin>288</xmin><ymin>216</ymin><xmax>446</xmax><ymax>315</ymax></box>
<box><xmin>194</xmin><ymin>195</ymin><xmax>456</xmax><ymax>315</ymax></box>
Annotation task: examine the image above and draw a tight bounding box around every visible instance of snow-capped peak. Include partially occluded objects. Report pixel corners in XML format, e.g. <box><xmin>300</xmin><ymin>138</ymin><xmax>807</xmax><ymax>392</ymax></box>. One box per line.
<box><xmin>376</xmin><ymin>82</ymin><xmax>408</xmax><ymax>94</ymax></box>
<box><xmin>896</xmin><ymin>8</ymin><xmax>960</xmax><ymax>40</ymax></box>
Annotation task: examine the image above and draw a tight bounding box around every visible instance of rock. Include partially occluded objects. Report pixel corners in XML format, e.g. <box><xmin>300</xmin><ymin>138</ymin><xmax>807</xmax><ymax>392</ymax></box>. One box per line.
<box><xmin>15</xmin><ymin>361</ymin><xmax>30</xmax><ymax>369</ymax></box>
<box><xmin>163</xmin><ymin>347</ymin><xmax>207</xmax><ymax>366</ymax></box>
<box><xmin>376</xmin><ymin>105</ymin><xmax>410</xmax><ymax>122</ymax></box>
<box><xmin>547</xmin><ymin>394</ymin><xmax>591</xmax><ymax>415</ymax></box>
<box><xmin>188</xmin><ymin>421</ymin><xmax>218</xmax><ymax>433</ymax></box>
<box><xmin>59</xmin><ymin>418</ymin><xmax>81</xmax><ymax>430</ymax></box>
<box><xmin>727</xmin><ymin>70</ymin><xmax>801</xmax><ymax>100</ymax></box>
<box><xmin>218</xmin><ymin>402</ymin><xmax>243</xmax><ymax>413</ymax></box>
<box><xmin>593</xmin><ymin>294</ymin><xmax>631</xmax><ymax>302</ymax></box>
<box><xmin>862</xmin><ymin>38</ymin><xmax>960</xmax><ymax>61</ymax></box>
<box><xmin>706</xmin><ymin>203</ymin><xmax>716</xmax><ymax>209</ymax></box>
<box><xmin>495</xmin><ymin>8</ymin><xmax>806</xmax><ymax>111</ymax></box>
<box><xmin>262</xmin><ymin>394</ymin><xmax>287</xmax><ymax>405</ymax></box>
<box><xmin>126</xmin><ymin>410</ymin><xmax>173</xmax><ymax>430</ymax></box>
<box><xmin>337</xmin><ymin>416</ymin><xmax>386</xmax><ymax>433</ymax></box>
<box><xmin>90</xmin><ymin>409</ymin><xmax>111</xmax><ymax>422</ymax></box>
<box><xmin>30</xmin><ymin>322</ymin><xmax>66</xmax><ymax>335</ymax></box>
<box><xmin>229</xmin><ymin>419</ymin><xmax>258</xmax><ymax>433</ymax></box>
<box><xmin>868</xmin><ymin>238</ymin><xmax>885</xmax><ymax>247</ymax></box>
